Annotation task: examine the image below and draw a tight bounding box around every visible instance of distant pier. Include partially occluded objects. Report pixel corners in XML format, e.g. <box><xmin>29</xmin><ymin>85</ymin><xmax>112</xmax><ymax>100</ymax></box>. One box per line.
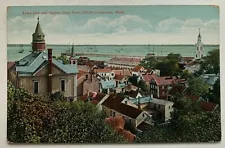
<box><xmin>61</xmin><ymin>52</ymin><xmax>145</xmax><ymax>58</ymax></box>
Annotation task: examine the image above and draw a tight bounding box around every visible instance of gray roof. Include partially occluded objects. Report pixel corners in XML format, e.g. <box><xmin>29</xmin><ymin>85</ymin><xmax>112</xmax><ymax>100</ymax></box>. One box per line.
<box><xmin>150</xmin><ymin>98</ymin><xmax>174</xmax><ymax>106</ymax></box>
<box><xmin>16</xmin><ymin>51</ymin><xmax>78</xmax><ymax>76</ymax></box>
<box><xmin>129</xmin><ymin>96</ymin><xmax>173</xmax><ymax>106</ymax></box>
<box><xmin>130</xmin><ymin>97</ymin><xmax>152</xmax><ymax>105</ymax></box>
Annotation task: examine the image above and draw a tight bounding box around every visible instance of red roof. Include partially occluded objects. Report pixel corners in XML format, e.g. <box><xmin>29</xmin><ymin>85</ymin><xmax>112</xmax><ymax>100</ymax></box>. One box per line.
<box><xmin>94</xmin><ymin>68</ymin><xmax>112</xmax><ymax>73</ymax></box>
<box><xmin>80</xmin><ymin>92</ymin><xmax>106</xmax><ymax>105</ymax></box>
<box><xmin>114</xmin><ymin>74</ymin><xmax>125</xmax><ymax>81</ymax></box>
<box><xmin>7</xmin><ymin>62</ymin><xmax>15</xmax><ymax>70</ymax></box>
<box><xmin>200</xmin><ymin>102</ymin><xmax>218</xmax><ymax>112</ymax></box>
<box><xmin>143</xmin><ymin>74</ymin><xmax>184</xmax><ymax>86</ymax></box>
<box><xmin>77</xmin><ymin>70</ymin><xmax>87</xmax><ymax>79</ymax></box>
<box><xmin>109</xmin><ymin>57</ymin><xmax>142</xmax><ymax>64</ymax></box>
<box><xmin>133</xmin><ymin>65</ymin><xmax>143</xmax><ymax>72</ymax></box>
<box><xmin>116</xmin><ymin>128</ymin><xmax>136</xmax><ymax>142</ymax></box>
<box><xmin>102</xmin><ymin>94</ymin><xmax>143</xmax><ymax>119</ymax></box>
<box><xmin>105</xmin><ymin>116</ymin><xmax>135</xmax><ymax>142</ymax></box>
<box><xmin>142</xmin><ymin>74</ymin><xmax>158</xmax><ymax>82</ymax></box>
<box><xmin>112</xmin><ymin>69</ymin><xmax>132</xmax><ymax>76</ymax></box>
<box><xmin>105</xmin><ymin>116</ymin><xmax>125</xmax><ymax>129</ymax></box>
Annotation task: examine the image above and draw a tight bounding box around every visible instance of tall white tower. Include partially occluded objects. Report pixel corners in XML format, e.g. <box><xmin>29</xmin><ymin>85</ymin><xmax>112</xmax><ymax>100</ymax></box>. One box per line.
<box><xmin>195</xmin><ymin>29</ymin><xmax>204</xmax><ymax>60</ymax></box>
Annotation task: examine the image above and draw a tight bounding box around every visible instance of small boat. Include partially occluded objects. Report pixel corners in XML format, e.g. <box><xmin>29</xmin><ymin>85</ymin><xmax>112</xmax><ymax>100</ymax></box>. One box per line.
<box><xmin>18</xmin><ymin>44</ymin><xmax>24</xmax><ymax>53</ymax></box>
<box><xmin>19</xmin><ymin>49</ymin><xmax>24</xmax><ymax>53</ymax></box>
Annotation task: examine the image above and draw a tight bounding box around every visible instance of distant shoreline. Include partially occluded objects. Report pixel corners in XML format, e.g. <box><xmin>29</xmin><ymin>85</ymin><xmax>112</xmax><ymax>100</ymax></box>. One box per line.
<box><xmin>7</xmin><ymin>44</ymin><xmax>219</xmax><ymax>46</ymax></box>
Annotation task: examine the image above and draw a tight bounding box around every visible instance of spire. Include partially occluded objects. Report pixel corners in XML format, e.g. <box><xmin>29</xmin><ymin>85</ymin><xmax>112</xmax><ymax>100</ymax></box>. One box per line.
<box><xmin>34</xmin><ymin>16</ymin><xmax>44</xmax><ymax>36</ymax></box>
<box><xmin>198</xmin><ymin>28</ymin><xmax>201</xmax><ymax>37</ymax></box>
<box><xmin>32</xmin><ymin>16</ymin><xmax>46</xmax><ymax>51</ymax></box>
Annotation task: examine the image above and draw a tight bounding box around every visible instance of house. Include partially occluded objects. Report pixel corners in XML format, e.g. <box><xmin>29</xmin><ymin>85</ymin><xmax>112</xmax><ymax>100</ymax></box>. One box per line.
<box><xmin>112</xmin><ymin>69</ymin><xmax>132</xmax><ymax>77</ymax></box>
<box><xmin>80</xmin><ymin>91</ymin><xmax>109</xmax><ymax>111</ymax></box>
<box><xmin>93</xmin><ymin>68</ymin><xmax>115</xmax><ymax>80</ymax></box>
<box><xmin>102</xmin><ymin>94</ymin><xmax>148</xmax><ymax>128</ymax></box>
<box><xmin>124</xmin><ymin>83</ymin><xmax>139</xmax><ymax>92</ymax></box>
<box><xmin>129</xmin><ymin>96</ymin><xmax>174</xmax><ymax>122</ymax></box>
<box><xmin>83</xmin><ymin>73</ymin><xmax>100</xmax><ymax>95</ymax></box>
<box><xmin>147</xmin><ymin>75</ymin><xmax>186</xmax><ymax>100</ymax></box>
<box><xmin>99</xmin><ymin>79</ymin><xmax>116</xmax><ymax>94</ymax></box>
<box><xmin>77</xmin><ymin>70</ymin><xmax>88</xmax><ymax>96</ymax></box>
<box><xmin>132</xmin><ymin>66</ymin><xmax>146</xmax><ymax>76</ymax></box>
<box><xmin>124</xmin><ymin>89</ymin><xmax>143</xmax><ymax>99</ymax></box>
<box><xmin>8</xmin><ymin>17</ymin><xmax>78</xmax><ymax>99</ymax></box>
<box><xmin>107</xmin><ymin>57</ymin><xmax>143</xmax><ymax>70</ymax></box>
<box><xmin>114</xmin><ymin>74</ymin><xmax>129</xmax><ymax>93</ymax></box>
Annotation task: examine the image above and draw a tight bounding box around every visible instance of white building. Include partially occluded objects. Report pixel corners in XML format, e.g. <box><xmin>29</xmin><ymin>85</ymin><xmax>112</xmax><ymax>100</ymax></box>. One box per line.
<box><xmin>195</xmin><ymin>29</ymin><xmax>204</xmax><ymax>60</ymax></box>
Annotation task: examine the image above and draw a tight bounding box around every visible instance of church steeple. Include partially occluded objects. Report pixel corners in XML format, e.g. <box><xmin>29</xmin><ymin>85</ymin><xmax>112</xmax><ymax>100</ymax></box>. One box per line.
<box><xmin>195</xmin><ymin>28</ymin><xmax>204</xmax><ymax>60</ymax></box>
<box><xmin>32</xmin><ymin>16</ymin><xmax>46</xmax><ymax>52</ymax></box>
<box><xmin>198</xmin><ymin>28</ymin><xmax>201</xmax><ymax>42</ymax></box>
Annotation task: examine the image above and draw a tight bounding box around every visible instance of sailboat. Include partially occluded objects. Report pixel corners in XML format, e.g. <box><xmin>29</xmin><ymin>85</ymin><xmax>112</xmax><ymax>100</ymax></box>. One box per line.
<box><xmin>18</xmin><ymin>44</ymin><xmax>24</xmax><ymax>53</ymax></box>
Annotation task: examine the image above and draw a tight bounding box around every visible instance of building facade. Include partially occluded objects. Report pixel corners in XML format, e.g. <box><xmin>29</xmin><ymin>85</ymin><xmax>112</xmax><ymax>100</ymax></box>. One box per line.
<box><xmin>8</xmin><ymin>17</ymin><xmax>78</xmax><ymax>99</ymax></box>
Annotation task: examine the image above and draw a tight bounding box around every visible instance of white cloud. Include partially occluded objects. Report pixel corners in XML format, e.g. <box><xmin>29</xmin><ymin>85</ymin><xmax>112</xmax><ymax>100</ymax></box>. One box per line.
<box><xmin>7</xmin><ymin>15</ymin><xmax>219</xmax><ymax>44</ymax></box>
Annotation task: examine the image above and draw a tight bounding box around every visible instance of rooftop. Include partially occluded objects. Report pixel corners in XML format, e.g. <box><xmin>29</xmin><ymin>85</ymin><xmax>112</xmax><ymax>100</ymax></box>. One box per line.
<box><xmin>100</xmin><ymin>80</ymin><xmax>116</xmax><ymax>89</ymax></box>
<box><xmin>102</xmin><ymin>94</ymin><xmax>143</xmax><ymax>119</ymax></box>
<box><xmin>94</xmin><ymin>68</ymin><xmax>112</xmax><ymax>73</ymax></box>
<box><xmin>7</xmin><ymin>61</ymin><xmax>15</xmax><ymax>70</ymax></box>
<box><xmin>15</xmin><ymin>51</ymin><xmax>78</xmax><ymax>76</ymax></box>
<box><xmin>149</xmin><ymin>98</ymin><xmax>174</xmax><ymax>106</ymax></box>
<box><xmin>112</xmin><ymin>69</ymin><xmax>132</xmax><ymax>76</ymax></box>
<box><xmin>133</xmin><ymin>65</ymin><xmax>143</xmax><ymax>72</ymax></box>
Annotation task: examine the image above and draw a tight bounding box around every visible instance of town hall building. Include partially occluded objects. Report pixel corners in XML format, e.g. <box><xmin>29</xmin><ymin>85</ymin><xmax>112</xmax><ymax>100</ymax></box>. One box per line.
<box><xmin>8</xmin><ymin>17</ymin><xmax>79</xmax><ymax>99</ymax></box>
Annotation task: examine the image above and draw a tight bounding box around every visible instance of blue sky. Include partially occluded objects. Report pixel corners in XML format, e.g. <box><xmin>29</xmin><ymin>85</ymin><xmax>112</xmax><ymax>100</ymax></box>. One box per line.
<box><xmin>7</xmin><ymin>5</ymin><xmax>219</xmax><ymax>44</ymax></box>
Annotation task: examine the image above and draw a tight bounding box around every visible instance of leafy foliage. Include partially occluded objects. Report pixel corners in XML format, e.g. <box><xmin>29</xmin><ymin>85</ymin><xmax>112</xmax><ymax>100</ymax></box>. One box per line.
<box><xmin>199</xmin><ymin>49</ymin><xmax>220</xmax><ymax>74</ymax></box>
<box><xmin>55</xmin><ymin>55</ymin><xmax>70</xmax><ymax>64</ymax></box>
<box><xmin>7</xmin><ymin>82</ymin><xmax>126</xmax><ymax>143</ymax></box>
<box><xmin>187</xmin><ymin>77</ymin><xmax>209</xmax><ymax>96</ymax></box>
<box><xmin>155</xmin><ymin>59</ymin><xmax>181</xmax><ymax>76</ymax></box>
<box><xmin>139</xmin><ymin>56</ymin><xmax>158</xmax><ymax>69</ymax></box>
<box><xmin>136</xmin><ymin>97</ymin><xmax>221</xmax><ymax>143</ymax></box>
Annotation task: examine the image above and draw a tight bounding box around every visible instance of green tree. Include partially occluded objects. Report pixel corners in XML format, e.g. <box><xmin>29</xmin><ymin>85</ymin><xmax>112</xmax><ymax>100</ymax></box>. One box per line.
<box><xmin>199</xmin><ymin>49</ymin><xmax>219</xmax><ymax>74</ymax></box>
<box><xmin>187</xmin><ymin>77</ymin><xmax>209</xmax><ymax>96</ymax></box>
<box><xmin>211</xmin><ymin>78</ymin><xmax>220</xmax><ymax>105</ymax></box>
<box><xmin>139</xmin><ymin>56</ymin><xmax>158</xmax><ymax>69</ymax></box>
<box><xmin>7</xmin><ymin>82</ymin><xmax>126</xmax><ymax>143</ymax></box>
<box><xmin>155</xmin><ymin>59</ymin><xmax>181</xmax><ymax>76</ymax></box>
<box><xmin>166</xmin><ymin>53</ymin><xmax>182</xmax><ymax>62</ymax></box>
<box><xmin>128</xmin><ymin>75</ymin><xmax>138</xmax><ymax>86</ymax></box>
<box><xmin>137</xmin><ymin>80</ymin><xmax>147</xmax><ymax>92</ymax></box>
<box><xmin>136</xmin><ymin>98</ymin><xmax>221</xmax><ymax>143</ymax></box>
<box><xmin>56</xmin><ymin>55</ymin><xmax>69</xmax><ymax>64</ymax></box>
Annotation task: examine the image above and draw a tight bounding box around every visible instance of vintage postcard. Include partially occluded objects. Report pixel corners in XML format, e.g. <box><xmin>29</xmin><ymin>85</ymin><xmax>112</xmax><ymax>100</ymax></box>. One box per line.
<box><xmin>7</xmin><ymin>5</ymin><xmax>220</xmax><ymax>143</ymax></box>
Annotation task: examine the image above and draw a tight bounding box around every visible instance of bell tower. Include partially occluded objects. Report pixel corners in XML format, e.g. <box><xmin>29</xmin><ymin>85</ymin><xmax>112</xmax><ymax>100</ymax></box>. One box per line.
<box><xmin>32</xmin><ymin>16</ymin><xmax>46</xmax><ymax>52</ymax></box>
<box><xmin>195</xmin><ymin>29</ymin><xmax>204</xmax><ymax>60</ymax></box>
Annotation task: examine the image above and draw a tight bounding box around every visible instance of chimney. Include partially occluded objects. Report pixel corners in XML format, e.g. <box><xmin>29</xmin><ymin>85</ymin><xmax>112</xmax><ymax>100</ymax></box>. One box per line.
<box><xmin>87</xmin><ymin>89</ymin><xmax>90</xmax><ymax>97</ymax></box>
<box><xmin>138</xmin><ymin>97</ymin><xmax>141</xmax><ymax>109</ymax></box>
<box><xmin>48</xmin><ymin>48</ymin><xmax>53</xmax><ymax>94</ymax></box>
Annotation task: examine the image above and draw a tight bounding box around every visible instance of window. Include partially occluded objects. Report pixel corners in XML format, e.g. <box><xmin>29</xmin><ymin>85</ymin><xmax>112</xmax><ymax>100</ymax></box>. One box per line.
<box><xmin>162</xmin><ymin>86</ymin><xmax>164</xmax><ymax>89</ymax></box>
<box><xmin>86</xmin><ymin>74</ymin><xmax>88</xmax><ymax>79</ymax></box>
<box><xmin>73</xmin><ymin>61</ymin><xmax>76</xmax><ymax>64</ymax></box>
<box><xmin>142</xmin><ymin>113</ymin><xmax>145</xmax><ymax>117</ymax></box>
<box><xmin>158</xmin><ymin>105</ymin><xmax>160</xmax><ymax>109</ymax></box>
<box><xmin>33</xmin><ymin>81</ymin><xmax>39</xmax><ymax>94</ymax></box>
<box><xmin>169</xmin><ymin>106</ymin><xmax>170</xmax><ymax>109</ymax></box>
<box><xmin>129</xmin><ymin>118</ymin><xmax>132</xmax><ymax>123</ymax></box>
<box><xmin>60</xmin><ymin>79</ymin><xmax>66</xmax><ymax>92</ymax></box>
